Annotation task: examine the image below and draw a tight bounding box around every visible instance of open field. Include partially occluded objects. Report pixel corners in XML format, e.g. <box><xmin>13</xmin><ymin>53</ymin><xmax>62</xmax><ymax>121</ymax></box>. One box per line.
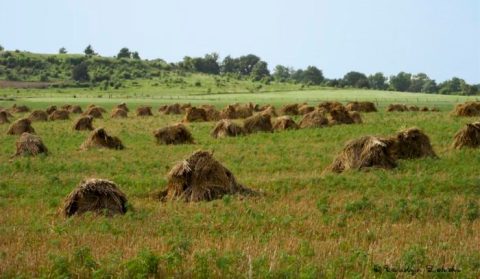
<box><xmin>1</xmin><ymin>90</ymin><xmax>480</xmax><ymax>278</ymax></box>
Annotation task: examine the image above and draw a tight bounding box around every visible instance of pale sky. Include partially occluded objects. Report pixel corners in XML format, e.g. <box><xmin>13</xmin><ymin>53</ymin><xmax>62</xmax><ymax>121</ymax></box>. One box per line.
<box><xmin>1</xmin><ymin>0</ymin><xmax>479</xmax><ymax>83</ymax></box>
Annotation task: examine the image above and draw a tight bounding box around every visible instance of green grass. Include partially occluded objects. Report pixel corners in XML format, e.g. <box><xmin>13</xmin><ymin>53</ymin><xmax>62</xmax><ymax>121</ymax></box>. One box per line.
<box><xmin>0</xmin><ymin>89</ymin><xmax>480</xmax><ymax>277</ymax></box>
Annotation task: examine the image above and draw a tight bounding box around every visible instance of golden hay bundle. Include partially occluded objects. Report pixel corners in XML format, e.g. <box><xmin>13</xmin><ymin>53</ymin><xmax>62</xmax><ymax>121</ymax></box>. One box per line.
<box><xmin>63</xmin><ymin>178</ymin><xmax>128</xmax><ymax>217</ymax></box>
<box><xmin>48</xmin><ymin>109</ymin><xmax>70</xmax><ymax>121</ymax></box>
<box><xmin>183</xmin><ymin>107</ymin><xmax>208</xmax><ymax>122</ymax></box>
<box><xmin>243</xmin><ymin>113</ymin><xmax>273</xmax><ymax>134</ymax></box>
<box><xmin>111</xmin><ymin>108</ymin><xmax>128</xmax><ymax>118</ymax></box>
<box><xmin>158</xmin><ymin>105</ymin><xmax>167</xmax><ymax>113</ymax></box>
<box><xmin>328</xmin><ymin>107</ymin><xmax>357</xmax><ymax>125</ymax></box>
<box><xmin>116</xmin><ymin>103</ymin><xmax>129</xmax><ymax>112</ymax></box>
<box><xmin>273</xmin><ymin>116</ymin><xmax>299</xmax><ymax>131</ymax></box>
<box><xmin>326</xmin><ymin>136</ymin><xmax>397</xmax><ymax>173</ymax></box>
<box><xmin>13</xmin><ymin>132</ymin><xmax>48</xmax><ymax>157</ymax></box>
<box><xmin>420</xmin><ymin>107</ymin><xmax>430</xmax><ymax>112</ymax></box>
<box><xmin>349</xmin><ymin>111</ymin><xmax>363</xmax><ymax>124</ymax></box>
<box><xmin>219</xmin><ymin>105</ymin><xmax>237</xmax><ymax>119</ymax></box>
<box><xmin>298</xmin><ymin>105</ymin><xmax>315</xmax><ymax>115</ymax></box>
<box><xmin>28</xmin><ymin>110</ymin><xmax>49</xmax><ymax>122</ymax></box>
<box><xmin>386</xmin><ymin>128</ymin><xmax>437</xmax><ymax>160</ymax></box>
<box><xmin>211</xmin><ymin>119</ymin><xmax>245</xmax><ymax>138</ymax></box>
<box><xmin>318</xmin><ymin>101</ymin><xmax>344</xmax><ymax>112</ymax></box>
<box><xmin>83</xmin><ymin>107</ymin><xmax>104</xmax><ymax>119</ymax></box>
<box><xmin>345</xmin><ymin>101</ymin><xmax>377</xmax><ymax>112</ymax></box>
<box><xmin>7</xmin><ymin>118</ymin><xmax>35</xmax><ymax>135</ymax></box>
<box><xmin>136</xmin><ymin>106</ymin><xmax>153</xmax><ymax>117</ymax></box>
<box><xmin>234</xmin><ymin>104</ymin><xmax>254</xmax><ymax>118</ymax></box>
<box><xmin>259</xmin><ymin>105</ymin><xmax>278</xmax><ymax>117</ymax></box>
<box><xmin>220</xmin><ymin>104</ymin><xmax>253</xmax><ymax>119</ymax></box>
<box><xmin>299</xmin><ymin>109</ymin><xmax>329</xmax><ymax>128</ymax></box>
<box><xmin>387</xmin><ymin>104</ymin><xmax>409</xmax><ymax>112</ymax></box>
<box><xmin>69</xmin><ymin>105</ymin><xmax>83</xmax><ymax>114</ymax></box>
<box><xmin>73</xmin><ymin>116</ymin><xmax>94</xmax><ymax>131</ymax></box>
<box><xmin>0</xmin><ymin>111</ymin><xmax>10</xmax><ymax>124</ymax></box>
<box><xmin>202</xmin><ymin>105</ymin><xmax>221</xmax><ymax>121</ymax></box>
<box><xmin>452</xmin><ymin>122</ymin><xmax>480</xmax><ymax>149</ymax></box>
<box><xmin>154</xmin><ymin>123</ymin><xmax>194</xmax><ymax>145</ymax></box>
<box><xmin>86</xmin><ymin>104</ymin><xmax>107</xmax><ymax>113</ymax></box>
<box><xmin>180</xmin><ymin>103</ymin><xmax>192</xmax><ymax>112</ymax></box>
<box><xmin>61</xmin><ymin>104</ymin><xmax>72</xmax><ymax>111</ymax></box>
<box><xmin>409</xmin><ymin>105</ymin><xmax>419</xmax><ymax>111</ymax></box>
<box><xmin>80</xmin><ymin>128</ymin><xmax>124</xmax><ymax>150</ymax></box>
<box><xmin>451</xmin><ymin>102</ymin><xmax>480</xmax><ymax>117</ymax></box>
<box><xmin>46</xmin><ymin>105</ymin><xmax>57</xmax><ymax>115</ymax></box>
<box><xmin>10</xmin><ymin>104</ymin><xmax>30</xmax><ymax>113</ymax></box>
<box><xmin>160</xmin><ymin>103</ymin><xmax>182</xmax><ymax>115</ymax></box>
<box><xmin>157</xmin><ymin>151</ymin><xmax>254</xmax><ymax>202</ymax></box>
<box><xmin>0</xmin><ymin>109</ymin><xmax>13</xmax><ymax>118</ymax></box>
<box><xmin>279</xmin><ymin>104</ymin><xmax>299</xmax><ymax>115</ymax></box>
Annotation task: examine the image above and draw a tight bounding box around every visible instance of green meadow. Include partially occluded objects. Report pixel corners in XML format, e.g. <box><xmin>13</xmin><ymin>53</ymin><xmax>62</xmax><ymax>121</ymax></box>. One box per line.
<box><xmin>1</xmin><ymin>84</ymin><xmax>480</xmax><ymax>278</ymax></box>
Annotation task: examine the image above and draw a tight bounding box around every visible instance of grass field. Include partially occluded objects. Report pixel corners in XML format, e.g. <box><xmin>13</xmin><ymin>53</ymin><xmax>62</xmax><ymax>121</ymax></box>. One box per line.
<box><xmin>1</xmin><ymin>88</ymin><xmax>480</xmax><ymax>278</ymax></box>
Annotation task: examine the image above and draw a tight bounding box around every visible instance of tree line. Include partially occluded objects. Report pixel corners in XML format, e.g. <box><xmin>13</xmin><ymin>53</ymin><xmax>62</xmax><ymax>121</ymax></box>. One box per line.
<box><xmin>0</xmin><ymin>43</ymin><xmax>478</xmax><ymax>95</ymax></box>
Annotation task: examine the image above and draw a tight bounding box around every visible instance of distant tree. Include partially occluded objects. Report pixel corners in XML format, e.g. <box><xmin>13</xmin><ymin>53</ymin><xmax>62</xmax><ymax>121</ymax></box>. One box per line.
<box><xmin>250</xmin><ymin>61</ymin><xmax>270</xmax><ymax>81</ymax></box>
<box><xmin>58</xmin><ymin>47</ymin><xmax>67</xmax><ymax>54</ymax></box>
<box><xmin>237</xmin><ymin>54</ymin><xmax>261</xmax><ymax>75</ymax></box>
<box><xmin>84</xmin><ymin>45</ymin><xmax>96</xmax><ymax>56</ymax></box>
<box><xmin>343</xmin><ymin>71</ymin><xmax>369</xmax><ymax>88</ymax></box>
<box><xmin>0</xmin><ymin>44</ymin><xmax>4</xmax><ymax>51</ymax></box>
<box><xmin>438</xmin><ymin>77</ymin><xmax>463</xmax><ymax>94</ymax></box>
<box><xmin>132</xmin><ymin>51</ymin><xmax>140</xmax><ymax>60</ymax></box>
<box><xmin>117</xmin><ymin>47</ymin><xmax>131</xmax><ymax>59</ymax></box>
<box><xmin>408</xmin><ymin>73</ymin><xmax>431</xmax><ymax>92</ymax></box>
<box><xmin>187</xmin><ymin>53</ymin><xmax>220</xmax><ymax>74</ymax></box>
<box><xmin>291</xmin><ymin>69</ymin><xmax>305</xmax><ymax>83</ymax></box>
<box><xmin>421</xmin><ymin>79</ymin><xmax>438</xmax><ymax>93</ymax></box>
<box><xmin>72</xmin><ymin>62</ymin><xmax>89</xmax><ymax>82</ymax></box>
<box><xmin>273</xmin><ymin>65</ymin><xmax>291</xmax><ymax>82</ymax></box>
<box><xmin>302</xmin><ymin>66</ymin><xmax>324</xmax><ymax>85</ymax></box>
<box><xmin>368</xmin><ymin>72</ymin><xmax>387</xmax><ymax>90</ymax></box>
<box><xmin>389</xmin><ymin>72</ymin><xmax>412</xmax><ymax>92</ymax></box>
<box><xmin>220</xmin><ymin>55</ymin><xmax>238</xmax><ymax>74</ymax></box>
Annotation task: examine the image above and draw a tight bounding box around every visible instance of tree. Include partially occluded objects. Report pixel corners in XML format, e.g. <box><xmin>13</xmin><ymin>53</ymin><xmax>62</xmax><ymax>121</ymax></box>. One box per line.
<box><xmin>368</xmin><ymin>73</ymin><xmax>387</xmax><ymax>90</ymax></box>
<box><xmin>185</xmin><ymin>53</ymin><xmax>220</xmax><ymax>74</ymax></box>
<box><xmin>291</xmin><ymin>69</ymin><xmax>305</xmax><ymax>83</ymax></box>
<box><xmin>389</xmin><ymin>72</ymin><xmax>412</xmax><ymax>92</ymax></box>
<box><xmin>58</xmin><ymin>47</ymin><xmax>67</xmax><ymax>54</ymax></box>
<box><xmin>220</xmin><ymin>55</ymin><xmax>238</xmax><ymax>74</ymax></box>
<box><xmin>408</xmin><ymin>73</ymin><xmax>431</xmax><ymax>92</ymax></box>
<box><xmin>273</xmin><ymin>65</ymin><xmax>291</xmax><ymax>82</ymax></box>
<box><xmin>302</xmin><ymin>66</ymin><xmax>324</xmax><ymax>85</ymax></box>
<box><xmin>421</xmin><ymin>79</ymin><xmax>438</xmax><ymax>93</ymax></box>
<box><xmin>250</xmin><ymin>61</ymin><xmax>270</xmax><ymax>81</ymax></box>
<box><xmin>132</xmin><ymin>51</ymin><xmax>140</xmax><ymax>60</ymax></box>
<box><xmin>438</xmin><ymin>77</ymin><xmax>463</xmax><ymax>94</ymax></box>
<box><xmin>117</xmin><ymin>47</ymin><xmax>131</xmax><ymax>59</ymax></box>
<box><xmin>72</xmin><ymin>62</ymin><xmax>89</xmax><ymax>82</ymax></box>
<box><xmin>0</xmin><ymin>44</ymin><xmax>4</xmax><ymax>51</ymax></box>
<box><xmin>343</xmin><ymin>71</ymin><xmax>369</xmax><ymax>88</ymax></box>
<box><xmin>237</xmin><ymin>54</ymin><xmax>261</xmax><ymax>75</ymax></box>
<box><xmin>84</xmin><ymin>45</ymin><xmax>96</xmax><ymax>56</ymax></box>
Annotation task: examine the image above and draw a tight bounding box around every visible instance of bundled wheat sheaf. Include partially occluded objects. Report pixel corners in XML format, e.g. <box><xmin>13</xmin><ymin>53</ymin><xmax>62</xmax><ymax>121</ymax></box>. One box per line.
<box><xmin>157</xmin><ymin>151</ymin><xmax>255</xmax><ymax>202</ymax></box>
<box><xmin>63</xmin><ymin>178</ymin><xmax>128</xmax><ymax>217</ymax></box>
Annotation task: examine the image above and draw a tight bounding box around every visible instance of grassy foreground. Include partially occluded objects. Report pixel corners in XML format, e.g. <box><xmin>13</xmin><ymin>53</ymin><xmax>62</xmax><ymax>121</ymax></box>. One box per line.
<box><xmin>1</xmin><ymin>91</ymin><xmax>480</xmax><ymax>278</ymax></box>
